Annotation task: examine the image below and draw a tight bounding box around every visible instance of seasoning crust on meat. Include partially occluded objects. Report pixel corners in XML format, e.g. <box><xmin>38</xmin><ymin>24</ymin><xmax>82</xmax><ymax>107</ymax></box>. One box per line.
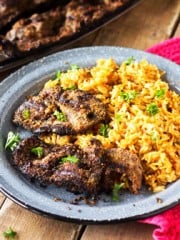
<box><xmin>13</xmin><ymin>87</ymin><xmax>107</xmax><ymax>135</ymax></box>
<box><xmin>13</xmin><ymin>136</ymin><xmax>143</xmax><ymax>196</ymax></box>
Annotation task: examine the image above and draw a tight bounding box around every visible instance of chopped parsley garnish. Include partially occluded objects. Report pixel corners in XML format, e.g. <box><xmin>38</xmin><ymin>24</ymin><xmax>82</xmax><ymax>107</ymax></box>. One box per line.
<box><xmin>124</xmin><ymin>56</ymin><xmax>135</xmax><ymax>65</ymax></box>
<box><xmin>61</xmin><ymin>155</ymin><xmax>79</xmax><ymax>164</ymax></box>
<box><xmin>120</xmin><ymin>90</ymin><xmax>138</xmax><ymax>101</ymax></box>
<box><xmin>99</xmin><ymin>124</ymin><xmax>110</xmax><ymax>138</ymax></box>
<box><xmin>112</xmin><ymin>183</ymin><xmax>124</xmax><ymax>201</ymax></box>
<box><xmin>54</xmin><ymin>70</ymin><xmax>61</xmax><ymax>80</ymax></box>
<box><xmin>154</xmin><ymin>89</ymin><xmax>165</xmax><ymax>98</ymax></box>
<box><xmin>31</xmin><ymin>147</ymin><xmax>43</xmax><ymax>158</ymax></box>
<box><xmin>70</xmin><ymin>64</ymin><xmax>80</xmax><ymax>70</ymax></box>
<box><xmin>150</xmin><ymin>131</ymin><xmax>158</xmax><ymax>141</ymax></box>
<box><xmin>22</xmin><ymin>108</ymin><xmax>30</xmax><ymax>119</ymax></box>
<box><xmin>5</xmin><ymin>132</ymin><xmax>21</xmax><ymax>151</ymax></box>
<box><xmin>63</xmin><ymin>85</ymin><xmax>76</xmax><ymax>90</ymax></box>
<box><xmin>115</xmin><ymin>113</ymin><xmax>122</xmax><ymax>124</ymax></box>
<box><xmin>3</xmin><ymin>227</ymin><xmax>17</xmax><ymax>239</ymax></box>
<box><xmin>146</xmin><ymin>103</ymin><xmax>159</xmax><ymax>116</ymax></box>
<box><xmin>53</xmin><ymin>110</ymin><xmax>66</xmax><ymax>121</ymax></box>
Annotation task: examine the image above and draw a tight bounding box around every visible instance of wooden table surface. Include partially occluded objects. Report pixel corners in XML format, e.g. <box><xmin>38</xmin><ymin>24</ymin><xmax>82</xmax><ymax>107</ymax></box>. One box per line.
<box><xmin>0</xmin><ymin>0</ymin><xmax>179</xmax><ymax>239</ymax></box>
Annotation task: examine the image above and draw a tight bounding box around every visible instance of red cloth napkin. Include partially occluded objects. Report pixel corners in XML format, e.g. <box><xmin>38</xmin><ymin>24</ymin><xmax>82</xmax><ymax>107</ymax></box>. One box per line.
<box><xmin>147</xmin><ymin>37</ymin><xmax>180</xmax><ymax>65</ymax></box>
<box><xmin>139</xmin><ymin>37</ymin><xmax>180</xmax><ymax>240</ymax></box>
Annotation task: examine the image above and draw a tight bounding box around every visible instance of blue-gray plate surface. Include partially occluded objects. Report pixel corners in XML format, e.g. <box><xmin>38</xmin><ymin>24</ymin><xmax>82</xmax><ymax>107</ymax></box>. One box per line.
<box><xmin>0</xmin><ymin>47</ymin><xmax>179</xmax><ymax>223</ymax></box>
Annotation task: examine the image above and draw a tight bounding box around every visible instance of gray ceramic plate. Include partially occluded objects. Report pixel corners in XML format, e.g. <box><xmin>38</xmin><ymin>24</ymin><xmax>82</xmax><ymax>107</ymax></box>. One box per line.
<box><xmin>0</xmin><ymin>47</ymin><xmax>179</xmax><ymax>224</ymax></box>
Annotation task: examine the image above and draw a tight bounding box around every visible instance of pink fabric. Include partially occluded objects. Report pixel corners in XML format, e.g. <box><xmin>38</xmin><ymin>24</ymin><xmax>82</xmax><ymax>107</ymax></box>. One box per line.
<box><xmin>147</xmin><ymin>37</ymin><xmax>180</xmax><ymax>65</ymax></box>
<box><xmin>140</xmin><ymin>205</ymin><xmax>180</xmax><ymax>240</ymax></box>
<box><xmin>139</xmin><ymin>37</ymin><xmax>180</xmax><ymax>240</ymax></box>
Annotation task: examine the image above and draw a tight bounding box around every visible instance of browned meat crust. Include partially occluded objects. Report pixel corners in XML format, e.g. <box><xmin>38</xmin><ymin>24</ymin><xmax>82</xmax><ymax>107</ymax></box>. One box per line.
<box><xmin>13</xmin><ymin>88</ymin><xmax>107</xmax><ymax>135</ymax></box>
<box><xmin>104</xmin><ymin>148</ymin><xmax>143</xmax><ymax>194</ymax></box>
<box><xmin>0</xmin><ymin>0</ymin><xmax>132</xmax><ymax>60</ymax></box>
<box><xmin>0</xmin><ymin>0</ymin><xmax>55</xmax><ymax>30</ymax></box>
<box><xmin>58</xmin><ymin>89</ymin><xmax>107</xmax><ymax>132</ymax></box>
<box><xmin>13</xmin><ymin>85</ymin><xmax>75</xmax><ymax>135</ymax></box>
<box><xmin>13</xmin><ymin>136</ymin><xmax>143</xmax><ymax>197</ymax></box>
<box><xmin>13</xmin><ymin>136</ymin><xmax>106</xmax><ymax>195</ymax></box>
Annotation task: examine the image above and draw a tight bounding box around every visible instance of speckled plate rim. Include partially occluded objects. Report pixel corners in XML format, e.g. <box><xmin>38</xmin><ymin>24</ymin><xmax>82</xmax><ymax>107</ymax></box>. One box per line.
<box><xmin>0</xmin><ymin>46</ymin><xmax>179</xmax><ymax>224</ymax></box>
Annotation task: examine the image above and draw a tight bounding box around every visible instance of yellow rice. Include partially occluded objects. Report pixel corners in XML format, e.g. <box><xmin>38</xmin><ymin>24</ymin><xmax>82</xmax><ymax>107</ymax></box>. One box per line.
<box><xmin>43</xmin><ymin>58</ymin><xmax>180</xmax><ymax>192</ymax></box>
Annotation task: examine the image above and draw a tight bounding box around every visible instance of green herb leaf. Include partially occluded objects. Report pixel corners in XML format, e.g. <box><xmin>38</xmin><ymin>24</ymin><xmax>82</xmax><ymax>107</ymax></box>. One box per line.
<box><xmin>154</xmin><ymin>89</ymin><xmax>165</xmax><ymax>98</ymax></box>
<box><xmin>53</xmin><ymin>110</ymin><xmax>66</xmax><ymax>121</ymax></box>
<box><xmin>146</xmin><ymin>103</ymin><xmax>159</xmax><ymax>116</ymax></box>
<box><xmin>54</xmin><ymin>70</ymin><xmax>61</xmax><ymax>80</ymax></box>
<box><xmin>3</xmin><ymin>227</ymin><xmax>17</xmax><ymax>239</ymax></box>
<box><xmin>5</xmin><ymin>132</ymin><xmax>21</xmax><ymax>151</ymax></box>
<box><xmin>124</xmin><ymin>56</ymin><xmax>135</xmax><ymax>65</ymax></box>
<box><xmin>150</xmin><ymin>131</ymin><xmax>158</xmax><ymax>141</ymax></box>
<box><xmin>99</xmin><ymin>124</ymin><xmax>110</xmax><ymax>138</ymax></box>
<box><xmin>61</xmin><ymin>155</ymin><xmax>79</xmax><ymax>164</ymax></box>
<box><xmin>120</xmin><ymin>90</ymin><xmax>138</xmax><ymax>101</ymax></box>
<box><xmin>112</xmin><ymin>183</ymin><xmax>124</xmax><ymax>202</ymax></box>
<box><xmin>115</xmin><ymin>113</ymin><xmax>122</xmax><ymax>124</ymax></box>
<box><xmin>70</xmin><ymin>64</ymin><xmax>80</xmax><ymax>70</ymax></box>
<box><xmin>63</xmin><ymin>85</ymin><xmax>76</xmax><ymax>90</ymax></box>
<box><xmin>22</xmin><ymin>108</ymin><xmax>30</xmax><ymax>119</ymax></box>
<box><xmin>31</xmin><ymin>147</ymin><xmax>43</xmax><ymax>158</ymax></box>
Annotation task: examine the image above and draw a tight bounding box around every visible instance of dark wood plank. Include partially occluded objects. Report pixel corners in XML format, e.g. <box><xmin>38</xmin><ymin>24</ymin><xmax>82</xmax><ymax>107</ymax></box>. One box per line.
<box><xmin>93</xmin><ymin>0</ymin><xmax>180</xmax><ymax>49</ymax></box>
<box><xmin>81</xmin><ymin>222</ymin><xmax>156</xmax><ymax>240</ymax></box>
<box><xmin>174</xmin><ymin>22</ymin><xmax>180</xmax><ymax>37</ymax></box>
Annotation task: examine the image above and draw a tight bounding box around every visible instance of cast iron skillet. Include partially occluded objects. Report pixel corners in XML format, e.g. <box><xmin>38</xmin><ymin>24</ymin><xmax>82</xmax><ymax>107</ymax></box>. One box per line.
<box><xmin>0</xmin><ymin>0</ymin><xmax>141</xmax><ymax>73</ymax></box>
<box><xmin>0</xmin><ymin>47</ymin><xmax>179</xmax><ymax>224</ymax></box>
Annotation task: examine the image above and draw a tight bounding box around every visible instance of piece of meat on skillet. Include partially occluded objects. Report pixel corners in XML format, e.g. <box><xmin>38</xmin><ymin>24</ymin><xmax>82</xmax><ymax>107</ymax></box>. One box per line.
<box><xmin>13</xmin><ymin>85</ymin><xmax>75</xmax><ymax>135</ymax></box>
<box><xmin>5</xmin><ymin>6</ymin><xmax>66</xmax><ymax>52</ymax></box>
<box><xmin>57</xmin><ymin>89</ymin><xmax>107</xmax><ymax>132</ymax></box>
<box><xmin>103</xmin><ymin>148</ymin><xmax>143</xmax><ymax>194</ymax></box>
<box><xmin>0</xmin><ymin>0</ymin><xmax>55</xmax><ymax>30</ymax></box>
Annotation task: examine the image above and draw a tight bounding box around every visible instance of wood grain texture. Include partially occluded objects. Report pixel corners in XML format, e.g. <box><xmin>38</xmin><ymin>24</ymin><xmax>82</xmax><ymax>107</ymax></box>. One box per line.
<box><xmin>174</xmin><ymin>22</ymin><xmax>180</xmax><ymax>37</ymax></box>
<box><xmin>81</xmin><ymin>222</ymin><xmax>156</xmax><ymax>240</ymax></box>
<box><xmin>0</xmin><ymin>199</ymin><xmax>82</xmax><ymax>240</ymax></box>
<box><xmin>0</xmin><ymin>193</ymin><xmax>5</xmax><ymax>207</ymax></box>
<box><xmin>93</xmin><ymin>0</ymin><xmax>180</xmax><ymax>49</ymax></box>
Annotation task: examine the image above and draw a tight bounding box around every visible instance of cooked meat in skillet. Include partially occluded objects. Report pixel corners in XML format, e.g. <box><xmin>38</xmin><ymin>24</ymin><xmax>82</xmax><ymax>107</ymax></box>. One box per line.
<box><xmin>5</xmin><ymin>6</ymin><xmax>66</xmax><ymax>52</ymax></box>
<box><xmin>13</xmin><ymin>136</ymin><xmax>143</xmax><ymax>197</ymax></box>
<box><xmin>103</xmin><ymin>148</ymin><xmax>143</xmax><ymax>194</ymax></box>
<box><xmin>58</xmin><ymin>89</ymin><xmax>107</xmax><ymax>132</ymax></box>
<box><xmin>0</xmin><ymin>0</ymin><xmax>132</xmax><ymax>60</ymax></box>
<box><xmin>0</xmin><ymin>0</ymin><xmax>55</xmax><ymax>30</ymax></box>
<box><xmin>13</xmin><ymin>88</ymin><xmax>107</xmax><ymax>134</ymax></box>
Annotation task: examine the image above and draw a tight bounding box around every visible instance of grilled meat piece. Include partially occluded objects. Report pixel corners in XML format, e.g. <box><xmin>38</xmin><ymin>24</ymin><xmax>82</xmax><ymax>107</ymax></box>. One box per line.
<box><xmin>58</xmin><ymin>89</ymin><xmax>107</xmax><ymax>132</ymax></box>
<box><xmin>5</xmin><ymin>6</ymin><xmax>66</xmax><ymax>52</ymax></box>
<box><xmin>59</xmin><ymin>0</ymin><xmax>105</xmax><ymax>39</ymax></box>
<box><xmin>13</xmin><ymin>135</ymin><xmax>54</xmax><ymax>183</ymax></box>
<box><xmin>13</xmin><ymin>135</ymin><xmax>143</xmax><ymax>198</ymax></box>
<box><xmin>0</xmin><ymin>0</ymin><xmax>132</xmax><ymax>61</ymax></box>
<box><xmin>0</xmin><ymin>0</ymin><xmax>55</xmax><ymax>30</ymax></box>
<box><xmin>13</xmin><ymin>136</ymin><xmax>105</xmax><ymax>195</ymax></box>
<box><xmin>13</xmin><ymin>85</ymin><xmax>75</xmax><ymax>135</ymax></box>
<box><xmin>104</xmin><ymin>148</ymin><xmax>143</xmax><ymax>194</ymax></box>
<box><xmin>51</xmin><ymin>138</ymin><xmax>106</xmax><ymax>195</ymax></box>
<box><xmin>13</xmin><ymin>87</ymin><xmax>107</xmax><ymax>134</ymax></box>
